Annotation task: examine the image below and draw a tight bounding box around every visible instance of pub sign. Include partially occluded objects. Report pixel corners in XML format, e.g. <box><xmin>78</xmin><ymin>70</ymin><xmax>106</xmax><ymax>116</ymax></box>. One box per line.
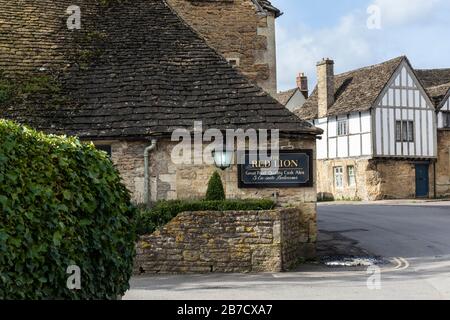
<box><xmin>238</xmin><ymin>150</ymin><xmax>313</xmax><ymax>188</ymax></box>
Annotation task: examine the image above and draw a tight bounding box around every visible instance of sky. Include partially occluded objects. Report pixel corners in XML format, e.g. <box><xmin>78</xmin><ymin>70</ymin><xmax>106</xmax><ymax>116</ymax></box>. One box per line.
<box><xmin>273</xmin><ymin>0</ymin><xmax>450</xmax><ymax>92</ymax></box>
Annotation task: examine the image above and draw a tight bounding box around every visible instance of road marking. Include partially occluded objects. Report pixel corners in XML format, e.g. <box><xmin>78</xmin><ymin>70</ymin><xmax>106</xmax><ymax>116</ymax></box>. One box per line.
<box><xmin>397</xmin><ymin>257</ymin><xmax>410</xmax><ymax>271</ymax></box>
<box><xmin>393</xmin><ymin>257</ymin><xmax>402</xmax><ymax>270</ymax></box>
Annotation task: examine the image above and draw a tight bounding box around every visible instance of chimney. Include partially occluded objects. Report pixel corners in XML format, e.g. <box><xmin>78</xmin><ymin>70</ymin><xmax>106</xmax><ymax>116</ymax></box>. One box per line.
<box><xmin>317</xmin><ymin>58</ymin><xmax>335</xmax><ymax>118</ymax></box>
<box><xmin>296</xmin><ymin>73</ymin><xmax>308</xmax><ymax>98</ymax></box>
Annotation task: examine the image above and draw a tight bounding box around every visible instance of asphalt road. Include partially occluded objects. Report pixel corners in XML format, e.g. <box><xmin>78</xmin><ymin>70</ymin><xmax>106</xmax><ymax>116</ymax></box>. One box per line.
<box><xmin>124</xmin><ymin>203</ymin><xmax>450</xmax><ymax>300</ymax></box>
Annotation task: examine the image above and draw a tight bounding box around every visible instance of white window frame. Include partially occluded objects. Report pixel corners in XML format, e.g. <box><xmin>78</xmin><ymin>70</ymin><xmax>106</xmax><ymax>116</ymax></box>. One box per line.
<box><xmin>347</xmin><ymin>165</ymin><xmax>356</xmax><ymax>187</ymax></box>
<box><xmin>334</xmin><ymin>166</ymin><xmax>344</xmax><ymax>188</ymax></box>
<box><xmin>337</xmin><ymin>119</ymin><xmax>348</xmax><ymax>136</ymax></box>
<box><xmin>443</xmin><ymin>111</ymin><xmax>450</xmax><ymax>128</ymax></box>
<box><xmin>395</xmin><ymin>120</ymin><xmax>414</xmax><ymax>142</ymax></box>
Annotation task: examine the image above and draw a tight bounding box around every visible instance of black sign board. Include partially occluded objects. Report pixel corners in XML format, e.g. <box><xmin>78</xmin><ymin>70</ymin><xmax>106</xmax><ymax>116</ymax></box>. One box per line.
<box><xmin>238</xmin><ymin>150</ymin><xmax>313</xmax><ymax>188</ymax></box>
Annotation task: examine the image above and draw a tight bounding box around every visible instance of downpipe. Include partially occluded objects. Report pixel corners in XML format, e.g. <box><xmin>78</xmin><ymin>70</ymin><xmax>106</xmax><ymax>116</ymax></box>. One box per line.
<box><xmin>144</xmin><ymin>139</ymin><xmax>157</xmax><ymax>208</ymax></box>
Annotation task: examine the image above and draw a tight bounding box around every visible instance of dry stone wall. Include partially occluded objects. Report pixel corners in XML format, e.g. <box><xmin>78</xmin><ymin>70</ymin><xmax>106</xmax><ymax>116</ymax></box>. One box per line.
<box><xmin>134</xmin><ymin>208</ymin><xmax>304</xmax><ymax>274</ymax></box>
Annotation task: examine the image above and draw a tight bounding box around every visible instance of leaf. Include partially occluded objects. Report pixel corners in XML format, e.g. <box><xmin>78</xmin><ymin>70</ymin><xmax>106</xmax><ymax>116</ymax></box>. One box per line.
<box><xmin>52</xmin><ymin>231</ymin><xmax>62</xmax><ymax>246</ymax></box>
<box><xmin>62</xmin><ymin>190</ymin><xmax>72</xmax><ymax>200</ymax></box>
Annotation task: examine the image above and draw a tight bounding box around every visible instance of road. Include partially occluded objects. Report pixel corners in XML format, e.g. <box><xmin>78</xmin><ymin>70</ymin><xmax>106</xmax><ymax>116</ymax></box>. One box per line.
<box><xmin>124</xmin><ymin>203</ymin><xmax>450</xmax><ymax>300</ymax></box>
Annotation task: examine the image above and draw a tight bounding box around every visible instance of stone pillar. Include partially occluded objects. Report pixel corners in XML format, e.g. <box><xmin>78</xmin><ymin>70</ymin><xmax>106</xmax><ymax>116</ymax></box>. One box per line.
<box><xmin>317</xmin><ymin>58</ymin><xmax>335</xmax><ymax>118</ymax></box>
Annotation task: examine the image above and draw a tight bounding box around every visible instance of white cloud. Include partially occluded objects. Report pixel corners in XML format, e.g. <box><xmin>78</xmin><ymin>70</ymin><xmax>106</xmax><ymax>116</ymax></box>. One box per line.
<box><xmin>372</xmin><ymin>0</ymin><xmax>441</xmax><ymax>26</ymax></box>
<box><xmin>276</xmin><ymin>0</ymin><xmax>450</xmax><ymax>92</ymax></box>
<box><xmin>277</xmin><ymin>12</ymin><xmax>375</xmax><ymax>92</ymax></box>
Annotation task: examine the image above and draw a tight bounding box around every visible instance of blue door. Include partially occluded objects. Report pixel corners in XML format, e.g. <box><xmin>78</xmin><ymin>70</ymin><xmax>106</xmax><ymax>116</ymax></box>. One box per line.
<box><xmin>415</xmin><ymin>164</ymin><xmax>429</xmax><ymax>198</ymax></box>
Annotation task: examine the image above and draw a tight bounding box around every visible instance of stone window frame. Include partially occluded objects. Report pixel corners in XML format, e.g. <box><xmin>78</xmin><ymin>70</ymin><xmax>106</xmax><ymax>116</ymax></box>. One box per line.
<box><xmin>226</xmin><ymin>57</ymin><xmax>240</xmax><ymax>68</ymax></box>
<box><xmin>334</xmin><ymin>166</ymin><xmax>344</xmax><ymax>189</ymax></box>
<box><xmin>347</xmin><ymin>165</ymin><xmax>356</xmax><ymax>187</ymax></box>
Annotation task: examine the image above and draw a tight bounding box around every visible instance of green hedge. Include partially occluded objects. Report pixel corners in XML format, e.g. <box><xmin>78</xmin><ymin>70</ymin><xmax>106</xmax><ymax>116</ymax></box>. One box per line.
<box><xmin>0</xmin><ymin>120</ymin><xmax>137</xmax><ymax>299</ymax></box>
<box><xmin>136</xmin><ymin>199</ymin><xmax>276</xmax><ymax>235</ymax></box>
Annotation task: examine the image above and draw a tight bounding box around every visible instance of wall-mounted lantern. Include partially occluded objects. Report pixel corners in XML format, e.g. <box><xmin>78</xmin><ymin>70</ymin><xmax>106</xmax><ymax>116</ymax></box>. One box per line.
<box><xmin>212</xmin><ymin>147</ymin><xmax>234</xmax><ymax>171</ymax></box>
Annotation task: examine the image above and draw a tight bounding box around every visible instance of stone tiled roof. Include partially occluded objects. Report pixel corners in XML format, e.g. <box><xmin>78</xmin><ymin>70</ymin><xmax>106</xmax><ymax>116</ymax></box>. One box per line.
<box><xmin>416</xmin><ymin>68</ymin><xmax>450</xmax><ymax>88</ymax></box>
<box><xmin>0</xmin><ymin>0</ymin><xmax>318</xmax><ymax>139</ymax></box>
<box><xmin>256</xmin><ymin>0</ymin><xmax>282</xmax><ymax>17</ymax></box>
<box><xmin>425</xmin><ymin>82</ymin><xmax>450</xmax><ymax>108</ymax></box>
<box><xmin>416</xmin><ymin>69</ymin><xmax>450</xmax><ymax>107</ymax></box>
<box><xmin>275</xmin><ymin>88</ymin><xmax>297</xmax><ymax>106</ymax></box>
<box><xmin>297</xmin><ymin>56</ymin><xmax>405</xmax><ymax>120</ymax></box>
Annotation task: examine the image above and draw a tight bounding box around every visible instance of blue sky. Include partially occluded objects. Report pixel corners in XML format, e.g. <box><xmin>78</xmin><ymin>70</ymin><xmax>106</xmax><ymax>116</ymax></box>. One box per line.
<box><xmin>273</xmin><ymin>0</ymin><xmax>450</xmax><ymax>91</ymax></box>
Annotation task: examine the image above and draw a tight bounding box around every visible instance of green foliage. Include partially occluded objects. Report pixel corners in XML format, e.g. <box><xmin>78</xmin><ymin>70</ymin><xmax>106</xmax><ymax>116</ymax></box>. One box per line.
<box><xmin>0</xmin><ymin>72</ymin><xmax>64</xmax><ymax>106</ymax></box>
<box><xmin>0</xmin><ymin>81</ymin><xmax>12</xmax><ymax>103</ymax></box>
<box><xmin>136</xmin><ymin>199</ymin><xmax>276</xmax><ymax>235</ymax></box>
<box><xmin>0</xmin><ymin>120</ymin><xmax>137</xmax><ymax>299</ymax></box>
<box><xmin>205</xmin><ymin>171</ymin><xmax>226</xmax><ymax>201</ymax></box>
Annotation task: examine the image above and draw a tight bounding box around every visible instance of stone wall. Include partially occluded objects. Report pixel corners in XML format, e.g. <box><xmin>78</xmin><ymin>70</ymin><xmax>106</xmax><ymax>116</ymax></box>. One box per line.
<box><xmin>437</xmin><ymin>130</ymin><xmax>450</xmax><ymax>197</ymax></box>
<box><xmin>134</xmin><ymin>208</ymin><xmax>305</xmax><ymax>274</ymax></box>
<box><xmin>317</xmin><ymin>158</ymin><xmax>436</xmax><ymax>201</ymax></box>
<box><xmin>166</xmin><ymin>0</ymin><xmax>278</xmax><ymax>95</ymax></box>
<box><xmin>98</xmin><ymin>136</ymin><xmax>317</xmax><ymax>257</ymax></box>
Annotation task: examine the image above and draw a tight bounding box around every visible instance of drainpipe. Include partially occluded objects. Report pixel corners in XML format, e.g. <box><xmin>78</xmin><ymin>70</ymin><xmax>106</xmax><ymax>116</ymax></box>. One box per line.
<box><xmin>144</xmin><ymin>139</ymin><xmax>157</xmax><ymax>208</ymax></box>
<box><xmin>433</xmin><ymin>160</ymin><xmax>437</xmax><ymax>199</ymax></box>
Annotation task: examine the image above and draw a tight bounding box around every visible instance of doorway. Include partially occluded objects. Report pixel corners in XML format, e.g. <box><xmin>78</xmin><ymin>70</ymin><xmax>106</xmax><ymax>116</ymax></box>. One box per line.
<box><xmin>415</xmin><ymin>164</ymin><xmax>429</xmax><ymax>198</ymax></box>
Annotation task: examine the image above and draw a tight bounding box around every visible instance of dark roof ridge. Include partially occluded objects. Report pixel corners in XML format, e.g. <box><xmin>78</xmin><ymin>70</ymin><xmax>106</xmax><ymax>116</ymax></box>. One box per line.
<box><xmin>335</xmin><ymin>56</ymin><xmax>406</xmax><ymax>78</ymax></box>
<box><xmin>416</xmin><ymin>67</ymin><xmax>450</xmax><ymax>72</ymax></box>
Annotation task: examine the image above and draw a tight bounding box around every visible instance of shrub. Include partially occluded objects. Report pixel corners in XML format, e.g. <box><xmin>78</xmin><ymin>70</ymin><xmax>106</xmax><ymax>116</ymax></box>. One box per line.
<box><xmin>205</xmin><ymin>171</ymin><xmax>226</xmax><ymax>201</ymax></box>
<box><xmin>0</xmin><ymin>120</ymin><xmax>137</xmax><ymax>299</ymax></box>
<box><xmin>136</xmin><ymin>199</ymin><xmax>276</xmax><ymax>235</ymax></box>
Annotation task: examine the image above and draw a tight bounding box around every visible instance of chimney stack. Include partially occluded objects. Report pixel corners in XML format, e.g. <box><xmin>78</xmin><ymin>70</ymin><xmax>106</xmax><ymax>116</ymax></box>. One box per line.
<box><xmin>296</xmin><ymin>73</ymin><xmax>308</xmax><ymax>98</ymax></box>
<box><xmin>317</xmin><ymin>58</ymin><xmax>335</xmax><ymax>118</ymax></box>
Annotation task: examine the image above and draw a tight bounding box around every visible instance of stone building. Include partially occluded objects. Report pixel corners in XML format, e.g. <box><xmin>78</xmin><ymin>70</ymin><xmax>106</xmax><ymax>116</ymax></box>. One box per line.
<box><xmin>296</xmin><ymin>56</ymin><xmax>450</xmax><ymax>200</ymax></box>
<box><xmin>417</xmin><ymin>69</ymin><xmax>450</xmax><ymax>197</ymax></box>
<box><xmin>0</xmin><ymin>0</ymin><xmax>322</xmax><ymax>261</ymax></box>
<box><xmin>276</xmin><ymin>73</ymin><xmax>309</xmax><ymax>113</ymax></box>
<box><xmin>299</xmin><ymin>57</ymin><xmax>436</xmax><ymax>201</ymax></box>
<box><xmin>166</xmin><ymin>0</ymin><xmax>281</xmax><ymax>96</ymax></box>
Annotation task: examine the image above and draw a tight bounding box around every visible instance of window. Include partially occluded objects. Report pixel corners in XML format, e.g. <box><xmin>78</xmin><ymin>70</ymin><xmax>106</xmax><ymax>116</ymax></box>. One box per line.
<box><xmin>395</xmin><ymin>120</ymin><xmax>414</xmax><ymax>142</ymax></box>
<box><xmin>443</xmin><ymin>111</ymin><xmax>450</xmax><ymax>128</ymax></box>
<box><xmin>334</xmin><ymin>167</ymin><xmax>343</xmax><ymax>188</ymax></box>
<box><xmin>96</xmin><ymin>145</ymin><xmax>112</xmax><ymax>157</ymax></box>
<box><xmin>226</xmin><ymin>58</ymin><xmax>240</xmax><ymax>68</ymax></box>
<box><xmin>337</xmin><ymin>119</ymin><xmax>348</xmax><ymax>136</ymax></box>
<box><xmin>347</xmin><ymin>166</ymin><xmax>356</xmax><ymax>187</ymax></box>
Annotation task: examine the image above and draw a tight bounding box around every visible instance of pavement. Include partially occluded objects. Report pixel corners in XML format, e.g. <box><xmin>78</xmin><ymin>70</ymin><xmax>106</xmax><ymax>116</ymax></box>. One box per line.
<box><xmin>124</xmin><ymin>201</ymin><xmax>450</xmax><ymax>300</ymax></box>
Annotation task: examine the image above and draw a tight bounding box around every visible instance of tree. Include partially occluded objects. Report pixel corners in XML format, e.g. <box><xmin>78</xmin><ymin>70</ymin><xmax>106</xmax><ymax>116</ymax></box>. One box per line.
<box><xmin>205</xmin><ymin>171</ymin><xmax>226</xmax><ymax>201</ymax></box>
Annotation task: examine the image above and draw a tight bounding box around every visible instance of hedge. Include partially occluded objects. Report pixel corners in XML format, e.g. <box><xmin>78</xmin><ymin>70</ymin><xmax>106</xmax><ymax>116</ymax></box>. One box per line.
<box><xmin>136</xmin><ymin>199</ymin><xmax>276</xmax><ymax>235</ymax></box>
<box><xmin>0</xmin><ymin>120</ymin><xmax>137</xmax><ymax>299</ymax></box>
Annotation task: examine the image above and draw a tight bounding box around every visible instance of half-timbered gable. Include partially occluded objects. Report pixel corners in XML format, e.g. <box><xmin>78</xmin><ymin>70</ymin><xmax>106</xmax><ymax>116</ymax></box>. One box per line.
<box><xmin>374</xmin><ymin>59</ymin><xmax>436</xmax><ymax>158</ymax></box>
